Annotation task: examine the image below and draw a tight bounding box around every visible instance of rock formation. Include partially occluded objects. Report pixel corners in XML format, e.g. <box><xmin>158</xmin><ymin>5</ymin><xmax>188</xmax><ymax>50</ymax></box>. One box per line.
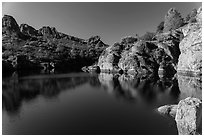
<box><xmin>177</xmin><ymin>7</ymin><xmax>202</xmax><ymax>76</ymax></box>
<box><xmin>2</xmin><ymin>15</ymin><xmax>108</xmax><ymax>73</ymax></box>
<box><xmin>85</xmin><ymin>7</ymin><xmax>202</xmax><ymax>77</ymax></box>
<box><xmin>157</xmin><ymin>97</ymin><xmax>202</xmax><ymax>135</ymax></box>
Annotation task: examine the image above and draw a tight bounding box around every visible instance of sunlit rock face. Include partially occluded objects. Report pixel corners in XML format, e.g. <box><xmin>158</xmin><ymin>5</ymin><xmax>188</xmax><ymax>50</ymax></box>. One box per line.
<box><xmin>177</xmin><ymin>7</ymin><xmax>202</xmax><ymax>76</ymax></box>
<box><xmin>157</xmin><ymin>104</ymin><xmax>178</xmax><ymax>118</ymax></box>
<box><xmin>118</xmin><ymin>41</ymin><xmax>160</xmax><ymax>75</ymax></box>
<box><xmin>175</xmin><ymin>97</ymin><xmax>202</xmax><ymax>135</ymax></box>
<box><xmin>157</xmin><ymin>97</ymin><xmax>202</xmax><ymax>135</ymax></box>
<box><xmin>177</xmin><ymin>75</ymin><xmax>202</xmax><ymax>100</ymax></box>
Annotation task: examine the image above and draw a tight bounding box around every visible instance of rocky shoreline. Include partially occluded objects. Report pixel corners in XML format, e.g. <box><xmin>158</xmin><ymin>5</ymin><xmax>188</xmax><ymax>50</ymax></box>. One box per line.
<box><xmin>82</xmin><ymin>7</ymin><xmax>202</xmax><ymax>77</ymax></box>
<box><xmin>2</xmin><ymin>6</ymin><xmax>202</xmax><ymax>135</ymax></box>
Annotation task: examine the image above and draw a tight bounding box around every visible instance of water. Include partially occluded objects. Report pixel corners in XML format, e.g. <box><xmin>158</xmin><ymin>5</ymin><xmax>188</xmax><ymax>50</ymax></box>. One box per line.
<box><xmin>2</xmin><ymin>71</ymin><xmax>202</xmax><ymax>135</ymax></box>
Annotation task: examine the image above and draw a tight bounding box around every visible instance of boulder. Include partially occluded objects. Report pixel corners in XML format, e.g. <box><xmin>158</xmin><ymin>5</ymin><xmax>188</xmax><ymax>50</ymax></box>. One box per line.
<box><xmin>20</xmin><ymin>24</ymin><xmax>39</xmax><ymax>37</ymax></box>
<box><xmin>97</xmin><ymin>46</ymin><xmax>121</xmax><ymax>72</ymax></box>
<box><xmin>175</xmin><ymin>97</ymin><xmax>202</xmax><ymax>135</ymax></box>
<box><xmin>157</xmin><ymin>105</ymin><xmax>178</xmax><ymax>118</ymax></box>
<box><xmin>177</xmin><ymin>8</ymin><xmax>202</xmax><ymax>76</ymax></box>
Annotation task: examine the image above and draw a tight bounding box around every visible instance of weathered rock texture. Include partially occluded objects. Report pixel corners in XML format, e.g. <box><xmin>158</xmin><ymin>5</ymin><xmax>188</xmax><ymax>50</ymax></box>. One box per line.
<box><xmin>175</xmin><ymin>97</ymin><xmax>202</xmax><ymax>135</ymax></box>
<box><xmin>157</xmin><ymin>104</ymin><xmax>178</xmax><ymax>118</ymax></box>
<box><xmin>177</xmin><ymin>75</ymin><xmax>202</xmax><ymax>100</ymax></box>
<box><xmin>177</xmin><ymin>7</ymin><xmax>202</xmax><ymax>76</ymax></box>
<box><xmin>87</xmin><ymin>7</ymin><xmax>202</xmax><ymax>77</ymax></box>
<box><xmin>157</xmin><ymin>97</ymin><xmax>202</xmax><ymax>135</ymax></box>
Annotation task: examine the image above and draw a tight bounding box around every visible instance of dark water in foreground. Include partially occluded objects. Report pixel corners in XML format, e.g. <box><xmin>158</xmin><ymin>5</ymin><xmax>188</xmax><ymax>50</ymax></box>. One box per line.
<box><xmin>2</xmin><ymin>71</ymin><xmax>202</xmax><ymax>135</ymax></box>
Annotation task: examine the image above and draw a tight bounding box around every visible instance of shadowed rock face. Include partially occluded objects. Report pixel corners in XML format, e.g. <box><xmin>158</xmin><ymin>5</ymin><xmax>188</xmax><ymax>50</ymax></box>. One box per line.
<box><xmin>2</xmin><ymin>15</ymin><xmax>108</xmax><ymax>73</ymax></box>
<box><xmin>177</xmin><ymin>7</ymin><xmax>202</xmax><ymax>76</ymax></box>
<box><xmin>20</xmin><ymin>24</ymin><xmax>39</xmax><ymax>37</ymax></box>
<box><xmin>2</xmin><ymin>15</ymin><xmax>20</xmax><ymax>36</ymax></box>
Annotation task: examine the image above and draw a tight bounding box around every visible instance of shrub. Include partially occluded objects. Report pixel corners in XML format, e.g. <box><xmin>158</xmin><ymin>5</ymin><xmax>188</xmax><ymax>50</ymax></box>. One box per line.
<box><xmin>163</xmin><ymin>8</ymin><xmax>184</xmax><ymax>32</ymax></box>
<box><xmin>156</xmin><ymin>21</ymin><xmax>164</xmax><ymax>33</ymax></box>
<box><xmin>140</xmin><ymin>32</ymin><xmax>156</xmax><ymax>41</ymax></box>
<box><xmin>185</xmin><ymin>8</ymin><xmax>197</xmax><ymax>23</ymax></box>
<box><xmin>121</xmin><ymin>36</ymin><xmax>138</xmax><ymax>45</ymax></box>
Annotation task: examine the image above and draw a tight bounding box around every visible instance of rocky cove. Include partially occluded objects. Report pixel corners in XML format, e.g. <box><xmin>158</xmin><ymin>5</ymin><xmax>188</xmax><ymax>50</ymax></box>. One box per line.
<box><xmin>2</xmin><ymin>6</ymin><xmax>202</xmax><ymax>135</ymax></box>
<box><xmin>84</xmin><ymin>7</ymin><xmax>202</xmax><ymax>77</ymax></box>
<box><xmin>2</xmin><ymin>72</ymin><xmax>201</xmax><ymax>134</ymax></box>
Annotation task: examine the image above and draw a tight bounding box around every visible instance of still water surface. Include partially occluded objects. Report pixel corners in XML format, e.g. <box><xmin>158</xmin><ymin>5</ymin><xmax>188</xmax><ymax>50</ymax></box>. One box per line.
<box><xmin>2</xmin><ymin>72</ymin><xmax>201</xmax><ymax>135</ymax></box>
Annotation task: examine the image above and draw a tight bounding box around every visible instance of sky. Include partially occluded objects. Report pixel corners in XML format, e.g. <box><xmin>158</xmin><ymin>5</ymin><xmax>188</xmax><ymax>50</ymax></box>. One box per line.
<box><xmin>2</xmin><ymin>2</ymin><xmax>202</xmax><ymax>45</ymax></box>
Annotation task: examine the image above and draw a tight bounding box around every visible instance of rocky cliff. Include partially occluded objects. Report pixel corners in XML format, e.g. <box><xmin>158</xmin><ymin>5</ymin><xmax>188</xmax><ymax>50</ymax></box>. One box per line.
<box><xmin>2</xmin><ymin>15</ymin><xmax>108</xmax><ymax>73</ymax></box>
<box><xmin>177</xmin><ymin>7</ymin><xmax>202</xmax><ymax>76</ymax></box>
<box><xmin>87</xmin><ymin>7</ymin><xmax>202</xmax><ymax>77</ymax></box>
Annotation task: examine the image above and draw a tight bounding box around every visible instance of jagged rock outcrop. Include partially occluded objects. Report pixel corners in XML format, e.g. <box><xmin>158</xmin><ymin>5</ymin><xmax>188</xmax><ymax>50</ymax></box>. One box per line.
<box><xmin>2</xmin><ymin>15</ymin><xmax>20</xmax><ymax>36</ymax></box>
<box><xmin>38</xmin><ymin>26</ymin><xmax>60</xmax><ymax>38</ymax></box>
<box><xmin>177</xmin><ymin>7</ymin><xmax>202</xmax><ymax>76</ymax></box>
<box><xmin>20</xmin><ymin>24</ymin><xmax>39</xmax><ymax>37</ymax></box>
<box><xmin>157</xmin><ymin>97</ymin><xmax>202</xmax><ymax>135</ymax></box>
<box><xmin>2</xmin><ymin>15</ymin><xmax>108</xmax><ymax>73</ymax></box>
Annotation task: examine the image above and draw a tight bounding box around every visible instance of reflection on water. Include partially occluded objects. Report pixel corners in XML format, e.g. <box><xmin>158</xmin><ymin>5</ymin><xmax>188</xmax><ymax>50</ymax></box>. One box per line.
<box><xmin>2</xmin><ymin>72</ymin><xmax>202</xmax><ymax>135</ymax></box>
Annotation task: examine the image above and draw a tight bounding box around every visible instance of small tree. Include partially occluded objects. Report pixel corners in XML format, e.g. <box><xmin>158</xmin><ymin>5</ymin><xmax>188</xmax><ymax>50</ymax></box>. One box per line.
<box><xmin>156</xmin><ymin>21</ymin><xmax>164</xmax><ymax>33</ymax></box>
<box><xmin>163</xmin><ymin>8</ymin><xmax>184</xmax><ymax>32</ymax></box>
<box><xmin>140</xmin><ymin>32</ymin><xmax>156</xmax><ymax>41</ymax></box>
<box><xmin>185</xmin><ymin>8</ymin><xmax>197</xmax><ymax>23</ymax></box>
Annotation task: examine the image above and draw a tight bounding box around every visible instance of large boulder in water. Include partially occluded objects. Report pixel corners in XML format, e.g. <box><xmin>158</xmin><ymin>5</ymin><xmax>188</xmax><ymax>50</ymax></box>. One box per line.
<box><xmin>177</xmin><ymin>7</ymin><xmax>202</xmax><ymax>76</ymax></box>
<box><xmin>175</xmin><ymin>97</ymin><xmax>202</xmax><ymax>135</ymax></box>
<box><xmin>157</xmin><ymin>97</ymin><xmax>202</xmax><ymax>135</ymax></box>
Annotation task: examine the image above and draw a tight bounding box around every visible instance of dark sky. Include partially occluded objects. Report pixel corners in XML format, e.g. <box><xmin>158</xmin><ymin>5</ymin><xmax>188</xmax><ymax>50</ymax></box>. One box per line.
<box><xmin>2</xmin><ymin>2</ymin><xmax>201</xmax><ymax>45</ymax></box>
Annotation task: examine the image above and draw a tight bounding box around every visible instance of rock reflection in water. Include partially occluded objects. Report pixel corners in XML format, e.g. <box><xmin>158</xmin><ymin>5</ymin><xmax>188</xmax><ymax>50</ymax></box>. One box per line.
<box><xmin>2</xmin><ymin>72</ymin><xmax>202</xmax><ymax>115</ymax></box>
<box><xmin>98</xmin><ymin>73</ymin><xmax>181</xmax><ymax>106</ymax></box>
<box><xmin>2</xmin><ymin>73</ymin><xmax>93</xmax><ymax>114</ymax></box>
